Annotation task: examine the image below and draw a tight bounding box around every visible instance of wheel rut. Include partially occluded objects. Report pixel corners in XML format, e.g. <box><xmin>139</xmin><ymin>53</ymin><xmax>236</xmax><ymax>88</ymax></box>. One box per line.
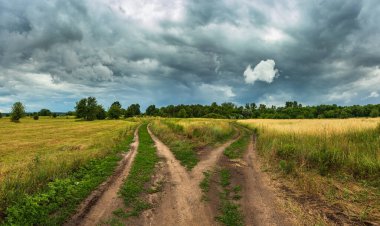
<box><xmin>65</xmin><ymin>128</ymin><xmax>139</xmax><ymax>226</ymax></box>
<box><xmin>146</xmin><ymin>127</ymin><xmax>218</xmax><ymax>226</ymax></box>
<box><xmin>241</xmin><ymin>135</ymin><xmax>292</xmax><ymax>226</ymax></box>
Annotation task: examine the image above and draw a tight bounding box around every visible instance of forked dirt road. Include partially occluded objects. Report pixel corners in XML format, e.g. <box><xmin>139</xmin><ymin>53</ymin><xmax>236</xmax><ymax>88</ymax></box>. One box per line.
<box><xmin>144</xmin><ymin>127</ymin><xmax>234</xmax><ymax>226</ymax></box>
<box><xmin>66</xmin><ymin>126</ymin><xmax>292</xmax><ymax>226</ymax></box>
<box><xmin>65</xmin><ymin>128</ymin><xmax>139</xmax><ymax>226</ymax></box>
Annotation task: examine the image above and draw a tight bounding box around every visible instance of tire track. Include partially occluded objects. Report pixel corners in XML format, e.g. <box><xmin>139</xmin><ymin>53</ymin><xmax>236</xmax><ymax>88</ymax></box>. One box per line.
<box><xmin>65</xmin><ymin>127</ymin><xmax>139</xmax><ymax>226</ymax></box>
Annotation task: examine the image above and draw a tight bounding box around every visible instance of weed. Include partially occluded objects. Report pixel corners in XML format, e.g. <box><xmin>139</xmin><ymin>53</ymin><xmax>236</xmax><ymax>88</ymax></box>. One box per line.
<box><xmin>200</xmin><ymin>171</ymin><xmax>212</xmax><ymax>193</ymax></box>
<box><xmin>216</xmin><ymin>168</ymin><xmax>244</xmax><ymax>226</ymax></box>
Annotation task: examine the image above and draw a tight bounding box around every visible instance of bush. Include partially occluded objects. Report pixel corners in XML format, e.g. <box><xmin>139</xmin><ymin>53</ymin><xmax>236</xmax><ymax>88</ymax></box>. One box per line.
<box><xmin>10</xmin><ymin>102</ymin><xmax>25</xmax><ymax>122</ymax></box>
<box><xmin>33</xmin><ymin>115</ymin><xmax>39</xmax><ymax>120</ymax></box>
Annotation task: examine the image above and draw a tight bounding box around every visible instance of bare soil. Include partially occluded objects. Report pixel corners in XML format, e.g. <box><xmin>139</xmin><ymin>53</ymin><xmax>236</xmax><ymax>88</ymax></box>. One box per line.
<box><xmin>144</xmin><ymin>127</ymin><xmax>224</xmax><ymax>226</ymax></box>
<box><xmin>64</xmin><ymin>128</ymin><xmax>139</xmax><ymax>226</ymax></box>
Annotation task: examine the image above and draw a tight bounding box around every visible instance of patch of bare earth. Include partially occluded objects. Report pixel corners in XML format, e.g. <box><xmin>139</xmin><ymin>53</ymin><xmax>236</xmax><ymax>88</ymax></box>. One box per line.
<box><xmin>64</xmin><ymin>128</ymin><xmax>139</xmax><ymax>226</ymax></box>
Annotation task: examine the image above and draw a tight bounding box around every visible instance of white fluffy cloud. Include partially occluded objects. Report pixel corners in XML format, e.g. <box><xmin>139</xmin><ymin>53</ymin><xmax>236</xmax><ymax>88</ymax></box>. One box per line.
<box><xmin>243</xmin><ymin>59</ymin><xmax>278</xmax><ymax>85</ymax></box>
<box><xmin>368</xmin><ymin>91</ymin><xmax>379</xmax><ymax>98</ymax></box>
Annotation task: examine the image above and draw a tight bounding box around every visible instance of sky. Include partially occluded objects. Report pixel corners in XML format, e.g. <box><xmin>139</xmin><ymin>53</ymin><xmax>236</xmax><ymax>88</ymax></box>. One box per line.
<box><xmin>0</xmin><ymin>0</ymin><xmax>380</xmax><ymax>112</ymax></box>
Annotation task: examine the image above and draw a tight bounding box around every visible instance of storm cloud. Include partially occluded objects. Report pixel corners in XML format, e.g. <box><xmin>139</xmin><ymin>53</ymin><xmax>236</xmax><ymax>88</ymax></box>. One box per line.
<box><xmin>0</xmin><ymin>0</ymin><xmax>379</xmax><ymax>112</ymax></box>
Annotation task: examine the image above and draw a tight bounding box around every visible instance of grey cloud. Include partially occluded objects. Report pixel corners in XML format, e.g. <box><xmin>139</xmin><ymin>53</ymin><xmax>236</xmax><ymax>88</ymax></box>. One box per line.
<box><xmin>0</xmin><ymin>0</ymin><xmax>379</xmax><ymax>112</ymax></box>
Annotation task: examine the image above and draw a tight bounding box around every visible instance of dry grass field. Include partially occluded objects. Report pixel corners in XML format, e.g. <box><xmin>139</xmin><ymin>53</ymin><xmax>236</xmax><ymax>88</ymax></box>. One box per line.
<box><xmin>238</xmin><ymin>118</ymin><xmax>380</xmax><ymax>223</ymax></box>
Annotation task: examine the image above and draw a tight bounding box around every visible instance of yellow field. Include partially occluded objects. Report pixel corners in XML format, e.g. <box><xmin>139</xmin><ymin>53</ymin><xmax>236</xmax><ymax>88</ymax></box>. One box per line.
<box><xmin>0</xmin><ymin>117</ymin><xmax>136</xmax><ymax>178</ymax></box>
<box><xmin>238</xmin><ymin>118</ymin><xmax>380</xmax><ymax>222</ymax></box>
<box><xmin>239</xmin><ymin>118</ymin><xmax>380</xmax><ymax>135</ymax></box>
<box><xmin>0</xmin><ymin>117</ymin><xmax>137</xmax><ymax>211</ymax></box>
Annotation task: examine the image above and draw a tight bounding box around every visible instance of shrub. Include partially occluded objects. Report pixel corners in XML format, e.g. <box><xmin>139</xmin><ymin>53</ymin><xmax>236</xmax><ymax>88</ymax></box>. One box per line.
<box><xmin>10</xmin><ymin>102</ymin><xmax>25</xmax><ymax>122</ymax></box>
<box><xmin>33</xmin><ymin>115</ymin><xmax>39</xmax><ymax>120</ymax></box>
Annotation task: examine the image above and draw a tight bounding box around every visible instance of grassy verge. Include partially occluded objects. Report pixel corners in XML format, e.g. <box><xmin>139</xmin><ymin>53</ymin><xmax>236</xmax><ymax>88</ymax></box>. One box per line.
<box><xmin>118</xmin><ymin>124</ymin><xmax>159</xmax><ymax>217</ymax></box>
<box><xmin>2</xmin><ymin>125</ymin><xmax>137</xmax><ymax>225</ymax></box>
<box><xmin>216</xmin><ymin>169</ymin><xmax>244</xmax><ymax>226</ymax></box>
<box><xmin>150</xmin><ymin>119</ymin><xmax>235</xmax><ymax>170</ymax></box>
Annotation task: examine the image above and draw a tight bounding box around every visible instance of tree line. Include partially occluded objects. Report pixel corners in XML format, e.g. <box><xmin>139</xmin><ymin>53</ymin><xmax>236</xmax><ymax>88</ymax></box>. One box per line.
<box><xmin>2</xmin><ymin>98</ymin><xmax>380</xmax><ymax>122</ymax></box>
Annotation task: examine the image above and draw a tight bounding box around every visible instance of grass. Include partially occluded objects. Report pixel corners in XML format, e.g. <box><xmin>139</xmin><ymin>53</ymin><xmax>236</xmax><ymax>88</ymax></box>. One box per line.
<box><xmin>238</xmin><ymin>119</ymin><xmax>380</xmax><ymax>180</ymax></box>
<box><xmin>238</xmin><ymin>118</ymin><xmax>380</xmax><ymax>222</ymax></box>
<box><xmin>223</xmin><ymin>128</ymin><xmax>251</xmax><ymax>159</ymax></box>
<box><xmin>150</xmin><ymin>118</ymin><xmax>235</xmax><ymax>169</ymax></box>
<box><xmin>216</xmin><ymin>169</ymin><xmax>244</xmax><ymax>226</ymax></box>
<box><xmin>0</xmin><ymin>117</ymin><xmax>138</xmax><ymax>223</ymax></box>
<box><xmin>118</xmin><ymin>124</ymin><xmax>159</xmax><ymax>217</ymax></box>
<box><xmin>2</xmin><ymin>120</ymin><xmax>137</xmax><ymax>225</ymax></box>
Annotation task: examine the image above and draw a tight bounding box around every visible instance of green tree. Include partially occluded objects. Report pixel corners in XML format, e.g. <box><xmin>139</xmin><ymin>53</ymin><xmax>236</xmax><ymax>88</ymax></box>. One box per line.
<box><xmin>0</xmin><ymin>112</ymin><xmax>2</xmax><ymax>118</ymax></box>
<box><xmin>145</xmin><ymin>105</ymin><xmax>158</xmax><ymax>116</ymax></box>
<box><xmin>370</xmin><ymin>108</ymin><xmax>379</xmax><ymax>118</ymax></box>
<box><xmin>75</xmin><ymin>98</ymin><xmax>87</xmax><ymax>119</ymax></box>
<box><xmin>10</xmin><ymin>102</ymin><xmax>25</xmax><ymax>122</ymax></box>
<box><xmin>125</xmin><ymin>104</ymin><xmax>141</xmax><ymax>118</ymax></box>
<box><xmin>177</xmin><ymin>108</ymin><xmax>187</xmax><ymax>118</ymax></box>
<box><xmin>96</xmin><ymin>105</ymin><xmax>107</xmax><ymax>120</ymax></box>
<box><xmin>86</xmin><ymin>97</ymin><xmax>98</xmax><ymax>121</ymax></box>
<box><xmin>108</xmin><ymin>101</ymin><xmax>122</xmax><ymax>119</ymax></box>
<box><xmin>38</xmin><ymin>109</ymin><xmax>52</xmax><ymax>116</ymax></box>
<box><xmin>75</xmin><ymin>97</ymin><xmax>98</xmax><ymax>121</ymax></box>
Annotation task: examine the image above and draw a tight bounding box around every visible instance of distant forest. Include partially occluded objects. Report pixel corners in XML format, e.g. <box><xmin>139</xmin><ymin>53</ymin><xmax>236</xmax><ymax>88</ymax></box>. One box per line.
<box><xmin>2</xmin><ymin>99</ymin><xmax>380</xmax><ymax>121</ymax></box>
<box><xmin>143</xmin><ymin>101</ymin><xmax>380</xmax><ymax>119</ymax></box>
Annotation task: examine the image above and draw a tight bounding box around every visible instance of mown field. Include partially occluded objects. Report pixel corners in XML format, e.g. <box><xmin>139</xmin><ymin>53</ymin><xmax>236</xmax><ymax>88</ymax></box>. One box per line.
<box><xmin>0</xmin><ymin>117</ymin><xmax>138</xmax><ymax>223</ymax></box>
<box><xmin>238</xmin><ymin>118</ymin><xmax>380</xmax><ymax>223</ymax></box>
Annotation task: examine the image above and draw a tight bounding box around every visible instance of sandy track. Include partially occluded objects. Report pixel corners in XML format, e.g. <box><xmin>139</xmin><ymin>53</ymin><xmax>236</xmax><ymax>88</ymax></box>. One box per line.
<box><xmin>146</xmin><ymin>127</ymin><xmax>239</xmax><ymax>226</ymax></box>
<box><xmin>65</xmin><ymin>128</ymin><xmax>139</xmax><ymax>226</ymax></box>
<box><xmin>241</xmin><ymin>135</ymin><xmax>292</xmax><ymax>226</ymax></box>
<box><xmin>191</xmin><ymin>136</ymin><xmax>239</xmax><ymax>181</ymax></box>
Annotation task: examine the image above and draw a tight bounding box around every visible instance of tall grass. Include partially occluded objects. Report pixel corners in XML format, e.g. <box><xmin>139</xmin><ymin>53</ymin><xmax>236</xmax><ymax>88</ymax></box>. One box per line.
<box><xmin>238</xmin><ymin>119</ymin><xmax>380</xmax><ymax>182</ymax></box>
<box><xmin>150</xmin><ymin>118</ymin><xmax>235</xmax><ymax>169</ymax></box>
<box><xmin>0</xmin><ymin>117</ymin><xmax>138</xmax><ymax>219</ymax></box>
<box><xmin>238</xmin><ymin>119</ymin><xmax>380</xmax><ymax>222</ymax></box>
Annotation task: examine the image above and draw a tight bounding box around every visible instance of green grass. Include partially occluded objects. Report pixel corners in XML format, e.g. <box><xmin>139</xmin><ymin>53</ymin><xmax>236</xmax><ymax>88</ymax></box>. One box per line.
<box><xmin>216</xmin><ymin>169</ymin><xmax>244</xmax><ymax>226</ymax></box>
<box><xmin>223</xmin><ymin>131</ymin><xmax>250</xmax><ymax>159</ymax></box>
<box><xmin>2</xmin><ymin>127</ymin><xmax>136</xmax><ymax>225</ymax></box>
<box><xmin>118</xmin><ymin>124</ymin><xmax>159</xmax><ymax>217</ymax></box>
<box><xmin>199</xmin><ymin>171</ymin><xmax>212</xmax><ymax>193</ymax></box>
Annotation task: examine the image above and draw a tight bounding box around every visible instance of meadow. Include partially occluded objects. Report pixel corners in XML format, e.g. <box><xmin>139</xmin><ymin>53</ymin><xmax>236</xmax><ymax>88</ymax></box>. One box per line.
<box><xmin>238</xmin><ymin>118</ymin><xmax>380</xmax><ymax>223</ymax></box>
<box><xmin>1</xmin><ymin>116</ymin><xmax>379</xmax><ymax>224</ymax></box>
<box><xmin>0</xmin><ymin>117</ymin><xmax>138</xmax><ymax>221</ymax></box>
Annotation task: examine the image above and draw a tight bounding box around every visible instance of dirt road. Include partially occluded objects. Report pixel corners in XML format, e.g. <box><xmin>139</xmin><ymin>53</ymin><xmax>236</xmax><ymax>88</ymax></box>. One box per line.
<box><xmin>241</xmin><ymin>135</ymin><xmax>292</xmax><ymax>226</ymax></box>
<box><xmin>65</xmin><ymin>126</ymin><xmax>294</xmax><ymax>226</ymax></box>
<box><xmin>65</xmin><ymin>128</ymin><xmax>139</xmax><ymax>226</ymax></box>
<box><xmin>145</xmin><ymin>127</ymin><xmax>220</xmax><ymax>226</ymax></box>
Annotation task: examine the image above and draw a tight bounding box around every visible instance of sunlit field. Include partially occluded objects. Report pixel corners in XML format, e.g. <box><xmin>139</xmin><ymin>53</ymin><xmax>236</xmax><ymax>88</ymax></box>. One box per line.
<box><xmin>0</xmin><ymin>117</ymin><xmax>138</xmax><ymax>216</ymax></box>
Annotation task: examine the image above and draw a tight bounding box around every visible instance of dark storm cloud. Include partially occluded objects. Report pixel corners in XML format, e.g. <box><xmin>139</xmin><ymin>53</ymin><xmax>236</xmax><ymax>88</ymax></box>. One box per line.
<box><xmin>0</xmin><ymin>0</ymin><xmax>380</xmax><ymax>112</ymax></box>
